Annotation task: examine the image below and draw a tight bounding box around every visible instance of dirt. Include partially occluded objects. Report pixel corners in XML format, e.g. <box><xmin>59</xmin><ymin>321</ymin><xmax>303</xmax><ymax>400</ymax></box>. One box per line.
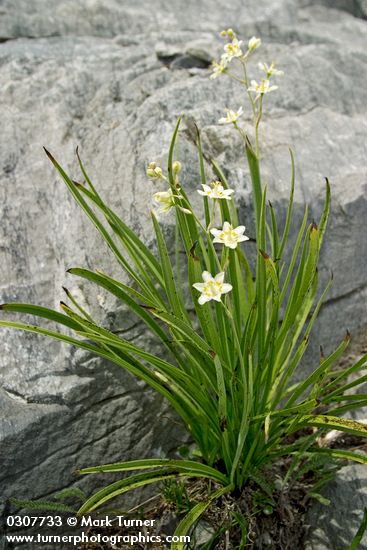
<box><xmin>77</xmin><ymin>468</ymin><xmax>329</xmax><ymax>550</ymax></box>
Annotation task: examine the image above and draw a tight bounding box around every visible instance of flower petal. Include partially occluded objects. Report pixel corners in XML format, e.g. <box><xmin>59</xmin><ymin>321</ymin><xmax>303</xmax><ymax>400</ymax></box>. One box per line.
<box><xmin>198</xmin><ymin>294</ymin><xmax>211</xmax><ymax>305</ymax></box>
<box><xmin>221</xmin><ymin>283</ymin><xmax>233</xmax><ymax>293</ymax></box>
<box><xmin>215</xmin><ymin>272</ymin><xmax>225</xmax><ymax>283</ymax></box>
<box><xmin>193</xmin><ymin>283</ymin><xmax>205</xmax><ymax>292</ymax></box>
<box><xmin>235</xmin><ymin>225</ymin><xmax>246</xmax><ymax>234</ymax></box>
<box><xmin>202</xmin><ymin>271</ymin><xmax>213</xmax><ymax>282</ymax></box>
<box><xmin>237</xmin><ymin>235</ymin><xmax>250</xmax><ymax>242</ymax></box>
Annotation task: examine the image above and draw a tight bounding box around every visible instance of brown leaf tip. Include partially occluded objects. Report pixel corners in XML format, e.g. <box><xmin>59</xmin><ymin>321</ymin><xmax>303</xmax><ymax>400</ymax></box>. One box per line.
<box><xmin>62</xmin><ymin>287</ymin><xmax>72</xmax><ymax>298</ymax></box>
<box><xmin>43</xmin><ymin>146</ymin><xmax>54</xmax><ymax>161</ymax></box>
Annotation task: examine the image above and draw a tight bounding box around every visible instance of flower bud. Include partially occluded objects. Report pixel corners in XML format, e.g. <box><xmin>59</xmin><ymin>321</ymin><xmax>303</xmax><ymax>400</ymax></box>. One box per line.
<box><xmin>147</xmin><ymin>162</ymin><xmax>163</xmax><ymax>179</ymax></box>
<box><xmin>248</xmin><ymin>36</ymin><xmax>261</xmax><ymax>51</ymax></box>
<box><xmin>173</xmin><ymin>161</ymin><xmax>182</xmax><ymax>175</ymax></box>
<box><xmin>220</xmin><ymin>28</ymin><xmax>235</xmax><ymax>39</ymax></box>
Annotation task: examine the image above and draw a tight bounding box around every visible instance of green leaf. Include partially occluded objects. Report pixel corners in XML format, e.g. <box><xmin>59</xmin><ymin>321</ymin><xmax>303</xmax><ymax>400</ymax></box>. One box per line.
<box><xmin>309</xmin><ymin>448</ymin><xmax>367</xmax><ymax>466</ymax></box>
<box><xmin>286</xmin><ymin>331</ymin><xmax>350</xmax><ymax>407</ymax></box>
<box><xmin>308</xmin><ymin>492</ymin><xmax>330</xmax><ymax>506</ymax></box>
<box><xmin>297</xmin><ymin>415</ymin><xmax>367</xmax><ymax>438</ymax></box>
<box><xmin>318</xmin><ymin>178</ymin><xmax>331</xmax><ymax>249</ymax></box>
<box><xmin>66</xmin><ymin>267</ymin><xmax>174</xmax><ymax>355</ymax></box>
<box><xmin>77</xmin><ymin>458</ymin><xmax>228</xmax><ymax>485</ymax></box>
<box><xmin>168</xmin><ymin>117</ymin><xmax>182</xmax><ymax>186</ymax></box>
<box><xmin>44</xmin><ymin>148</ymin><xmax>159</xmax><ymax>302</ymax></box>
<box><xmin>278</xmin><ymin>148</ymin><xmax>295</xmax><ymax>258</ymax></box>
<box><xmin>0</xmin><ymin>319</ymin><xmax>203</xmax><ymax>434</ymax></box>
<box><xmin>171</xmin><ymin>485</ymin><xmax>233</xmax><ymax>550</ymax></box>
<box><xmin>77</xmin><ymin>470</ymin><xmax>181</xmax><ymax>515</ymax></box>
<box><xmin>245</xmin><ymin>137</ymin><xmax>262</xmax><ymax>232</ymax></box>
<box><xmin>76</xmin><ymin>184</ymin><xmax>165</xmax><ymax>291</ymax></box>
<box><xmin>322</xmin><ymin>351</ymin><xmax>367</xmax><ymax>395</ymax></box>
<box><xmin>347</xmin><ymin>508</ymin><xmax>367</xmax><ymax>550</ymax></box>
<box><xmin>196</xmin><ymin>125</ymin><xmax>211</xmax><ymax>228</ymax></box>
<box><xmin>148</xmin><ymin>307</ymin><xmax>227</xmax><ymax>372</ymax></box>
<box><xmin>0</xmin><ymin>303</ymin><xmax>82</xmax><ymax>331</ymax></box>
<box><xmin>268</xmin><ymin>202</ymin><xmax>279</xmax><ymax>262</ymax></box>
<box><xmin>279</xmin><ymin>205</ymin><xmax>309</xmax><ymax>304</ymax></box>
<box><xmin>151</xmin><ymin>211</ymin><xmax>188</xmax><ymax>321</ymax></box>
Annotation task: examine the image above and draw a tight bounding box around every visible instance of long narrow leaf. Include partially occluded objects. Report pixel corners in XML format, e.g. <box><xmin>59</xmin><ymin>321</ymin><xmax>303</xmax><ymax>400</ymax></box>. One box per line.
<box><xmin>77</xmin><ymin>458</ymin><xmax>228</xmax><ymax>485</ymax></box>
<box><xmin>171</xmin><ymin>485</ymin><xmax>233</xmax><ymax>550</ymax></box>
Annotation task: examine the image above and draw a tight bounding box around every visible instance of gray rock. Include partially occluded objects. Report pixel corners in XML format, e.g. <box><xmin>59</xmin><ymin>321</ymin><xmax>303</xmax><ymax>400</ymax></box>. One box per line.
<box><xmin>0</xmin><ymin>2</ymin><xmax>366</xmax><ymax>549</ymax></box>
<box><xmin>305</xmin><ymin>461</ymin><xmax>367</xmax><ymax>549</ymax></box>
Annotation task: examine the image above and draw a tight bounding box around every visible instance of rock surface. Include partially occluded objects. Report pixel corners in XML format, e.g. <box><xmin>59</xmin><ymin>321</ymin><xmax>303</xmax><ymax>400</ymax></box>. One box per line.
<box><xmin>0</xmin><ymin>1</ymin><xmax>367</xmax><ymax>548</ymax></box>
<box><xmin>305</xmin><ymin>461</ymin><xmax>367</xmax><ymax>549</ymax></box>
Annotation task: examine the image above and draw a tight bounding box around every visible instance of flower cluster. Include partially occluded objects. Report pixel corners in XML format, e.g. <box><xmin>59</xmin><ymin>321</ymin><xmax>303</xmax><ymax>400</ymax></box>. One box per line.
<box><xmin>147</xmin><ymin>162</ymin><xmax>164</xmax><ymax>179</ymax></box>
<box><xmin>148</xmin><ymin>158</ymin><xmax>250</xmax><ymax>304</ymax></box>
<box><xmin>210</xmin><ymin>29</ymin><xmax>261</xmax><ymax>79</ymax></box>
<box><xmin>211</xmin><ymin>29</ymin><xmax>283</xmax><ymax>115</ymax></box>
<box><xmin>148</xmin><ymin>160</ymin><xmax>185</xmax><ymax>215</ymax></box>
<box><xmin>149</xmin><ymin>30</ymin><xmax>280</xmax><ymax>306</ymax></box>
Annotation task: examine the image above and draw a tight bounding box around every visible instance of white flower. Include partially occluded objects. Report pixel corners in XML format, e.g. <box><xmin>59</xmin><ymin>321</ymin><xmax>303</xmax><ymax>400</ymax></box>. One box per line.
<box><xmin>258</xmin><ymin>62</ymin><xmax>284</xmax><ymax>77</ymax></box>
<box><xmin>210</xmin><ymin>57</ymin><xmax>228</xmax><ymax>79</ymax></box>
<box><xmin>193</xmin><ymin>271</ymin><xmax>232</xmax><ymax>305</ymax></box>
<box><xmin>218</xmin><ymin>107</ymin><xmax>243</xmax><ymax>125</ymax></box>
<box><xmin>248</xmin><ymin>36</ymin><xmax>261</xmax><ymax>51</ymax></box>
<box><xmin>248</xmin><ymin>79</ymin><xmax>278</xmax><ymax>100</ymax></box>
<box><xmin>153</xmin><ymin>189</ymin><xmax>176</xmax><ymax>214</ymax></box>
<box><xmin>147</xmin><ymin>162</ymin><xmax>164</xmax><ymax>179</ymax></box>
<box><xmin>197</xmin><ymin>181</ymin><xmax>234</xmax><ymax>200</ymax></box>
<box><xmin>210</xmin><ymin>221</ymin><xmax>249</xmax><ymax>249</ymax></box>
<box><xmin>223</xmin><ymin>38</ymin><xmax>243</xmax><ymax>61</ymax></box>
